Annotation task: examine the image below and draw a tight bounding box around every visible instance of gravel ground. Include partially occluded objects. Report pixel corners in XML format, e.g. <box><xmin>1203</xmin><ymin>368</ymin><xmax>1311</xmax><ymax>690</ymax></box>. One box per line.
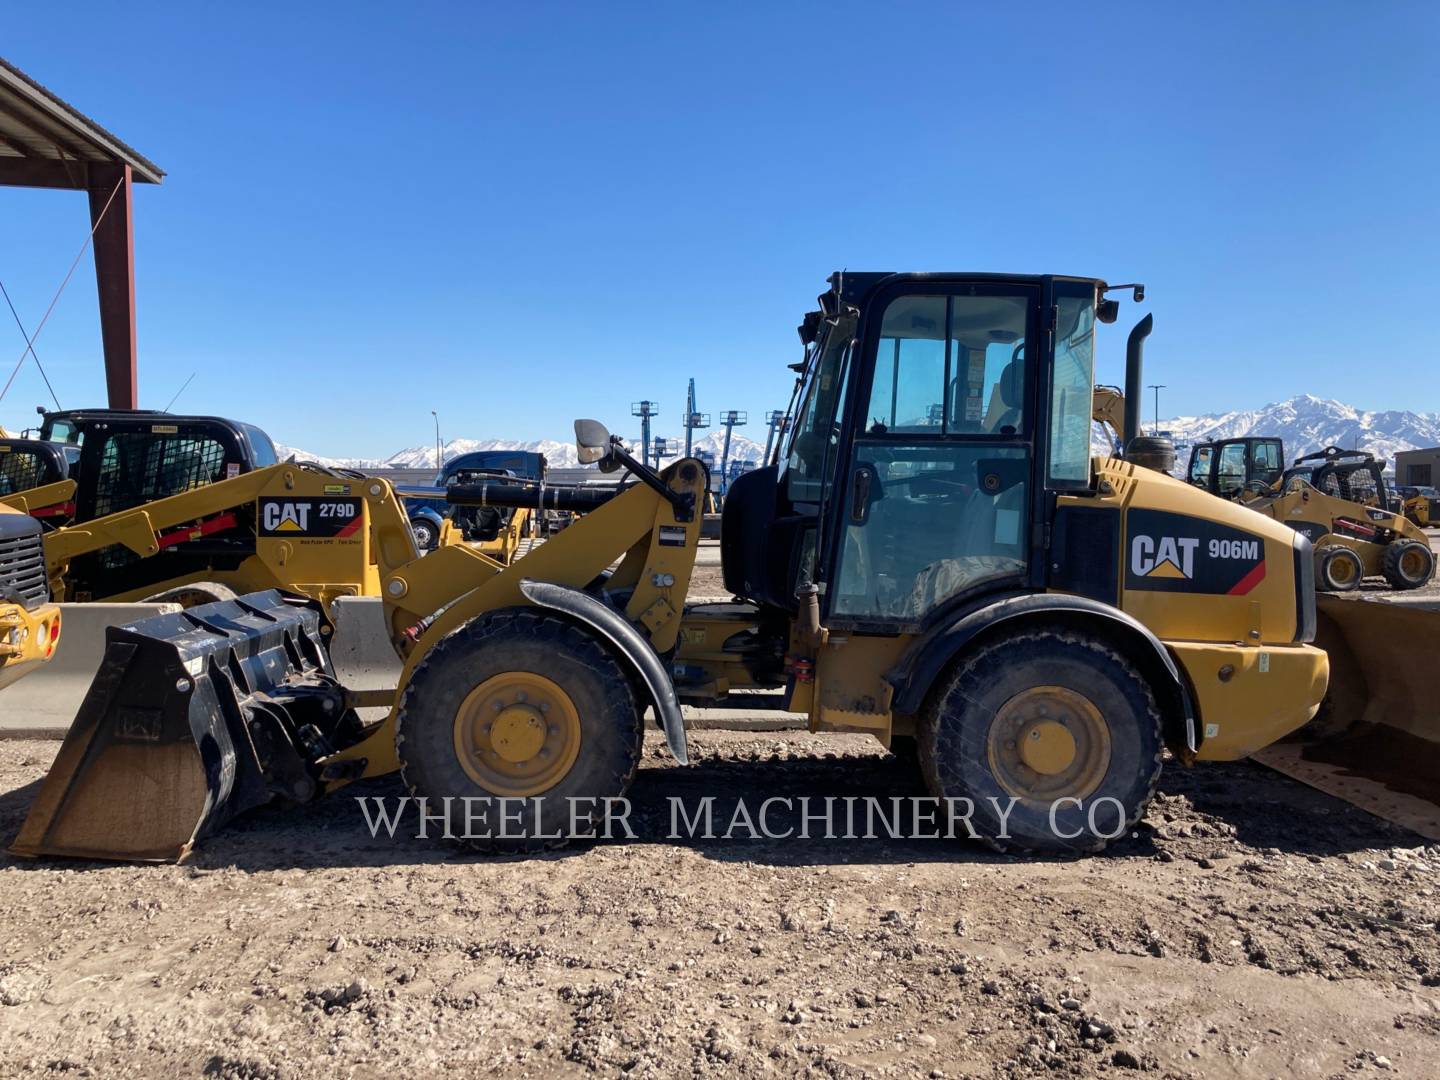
<box><xmin>2</xmin><ymin>537</ymin><xmax>1438</xmax><ymax>1077</ymax></box>
<box><xmin>2</xmin><ymin>733</ymin><xmax>1438</xmax><ymax>1079</ymax></box>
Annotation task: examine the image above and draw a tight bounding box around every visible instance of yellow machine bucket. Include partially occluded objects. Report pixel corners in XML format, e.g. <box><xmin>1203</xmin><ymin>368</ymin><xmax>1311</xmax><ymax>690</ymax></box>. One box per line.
<box><xmin>1254</xmin><ymin>594</ymin><xmax>1440</xmax><ymax>840</ymax></box>
<box><xmin>10</xmin><ymin>592</ymin><xmax>359</xmax><ymax>862</ymax></box>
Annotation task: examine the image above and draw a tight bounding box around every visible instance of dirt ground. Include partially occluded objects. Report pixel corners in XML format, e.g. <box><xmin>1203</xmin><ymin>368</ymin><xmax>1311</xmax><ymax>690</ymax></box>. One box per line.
<box><xmin>2</xmin><ymin>732</ymin><xmax>1438</xmax><ymax>1079</ymax></box>
<box><xmin>2</xmin><ymin>539</ymin><xmax>1438</xmax><ymax>1077</ymax></box>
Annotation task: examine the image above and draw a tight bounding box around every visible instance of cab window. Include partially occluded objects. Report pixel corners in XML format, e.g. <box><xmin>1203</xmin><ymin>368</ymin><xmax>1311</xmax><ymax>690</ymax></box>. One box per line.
<box><xmin>1217</xmin><ymin>443</ymin><xmax>1247</xmax><ymax>497</ymax></box>
<box><xmin>91</xmin><ymin>433</ymin><xmax>231</xmax><ymax>518</ymax></box>
<box><xmin>1048</xmin><ymin>293</ymin><xmax>1094</xmax><ymax>486</ymax></box>
<box><xmin>865</xmin><ymin>294</ymin><xmax>1028</xmax><ymax>437</ymax></box>
<box><xmin>1251</xmin><ymin>441</ymin><xmax>1282</xmax><ymax>488</ymax></box>
<box><xmin>784</xmin><ymin>326</ymin><xmax>853</xmax><ymax>504</ymax></box>
<box><xmin>1189</xmin><ymin>446</ymin><xmax>1214</xmax><ymax>487</ymax></box>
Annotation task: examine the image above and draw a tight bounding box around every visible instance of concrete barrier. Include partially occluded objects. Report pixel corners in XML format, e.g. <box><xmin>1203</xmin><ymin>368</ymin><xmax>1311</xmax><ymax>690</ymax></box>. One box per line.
<box><xmin>0</xmin><ymin>596</ymin><xmax>810</xmax><ymax>739</ymax></box>
<box><xmin>0</xmin><ymin>603</ymin><xmax>180</xmax><ymax>738</ymax></box>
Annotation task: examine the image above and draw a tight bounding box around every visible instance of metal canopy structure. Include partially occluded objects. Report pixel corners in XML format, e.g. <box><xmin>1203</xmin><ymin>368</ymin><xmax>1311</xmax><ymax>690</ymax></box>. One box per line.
<box><xmin>0</xmin><ymin>57</ymin><xmax>164</xmax><ymax>409</ymax></box>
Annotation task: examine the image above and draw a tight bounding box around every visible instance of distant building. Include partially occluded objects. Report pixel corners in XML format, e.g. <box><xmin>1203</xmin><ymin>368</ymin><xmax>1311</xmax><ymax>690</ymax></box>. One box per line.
<box><xmin>1394</xmin><ymin>447</ymin><xmax>1440</xmax><ymax>487</ymax></box>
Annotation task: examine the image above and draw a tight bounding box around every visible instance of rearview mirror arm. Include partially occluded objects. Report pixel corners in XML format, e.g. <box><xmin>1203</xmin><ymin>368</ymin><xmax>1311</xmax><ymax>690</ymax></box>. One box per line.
<box><xmin>606</xmin><ymin>437</ymin><xmax>696</xmax><ymax>522</ymax></box>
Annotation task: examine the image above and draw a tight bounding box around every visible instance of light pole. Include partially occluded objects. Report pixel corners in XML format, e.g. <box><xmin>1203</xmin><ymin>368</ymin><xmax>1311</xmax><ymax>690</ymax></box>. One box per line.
<box><xmin>631</xmin><ymin>401</ymin><xmax>658</xmax><ymax>469</ymax></box>
<box><xmin>1146</xmin><ymin>385</ymin><xmax>1166</xmax><ymax>436</ymax></box>
<box><xmin>431</xmin><ymin>410</ymin><xmax>441</xmax><ymax>472</ymax></box>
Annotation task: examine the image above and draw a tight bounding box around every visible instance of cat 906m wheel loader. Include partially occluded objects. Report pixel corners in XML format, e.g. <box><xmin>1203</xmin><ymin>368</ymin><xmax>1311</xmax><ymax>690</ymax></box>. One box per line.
<box><xmin>14</xmin><ymin>271</ymin><xmax>1353</xmax><ymax>862</ymax></box>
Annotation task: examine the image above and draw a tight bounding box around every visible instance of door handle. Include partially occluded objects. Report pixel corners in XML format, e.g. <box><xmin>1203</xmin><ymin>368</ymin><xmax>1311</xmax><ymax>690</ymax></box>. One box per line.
<box><xmin>850</xmin><ymin>467</ymin><xmax>872</xmax><ymax>523</ymax></box>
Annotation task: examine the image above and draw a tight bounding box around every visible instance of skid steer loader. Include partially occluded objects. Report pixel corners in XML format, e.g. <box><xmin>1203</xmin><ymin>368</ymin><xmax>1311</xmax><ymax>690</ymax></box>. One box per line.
<box><xmin>1246</xmin><ymin>444</ymin><xmax>1430</xmax><ymax>592</ymax></box>
<box><xmin>0</xmin><ymin>502</ymin><xmax>61</xmax><ymax>690</ymax></box>
<box><xmin>15</xmin><ymin>270</ymin><xmax>1351</xmax><ymax>863</ymax></box>
<box><xmin>2</xmin><ymin>409</ymin><xmax>542</xmax><ymax>610</ymax></box>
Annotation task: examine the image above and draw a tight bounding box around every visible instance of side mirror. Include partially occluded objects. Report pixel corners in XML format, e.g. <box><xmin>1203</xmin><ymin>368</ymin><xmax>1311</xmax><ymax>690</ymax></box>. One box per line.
<box><xmin>575</xmin><ymin>419</ymin><xmax>612</xmax><ymax>465</ymax></box>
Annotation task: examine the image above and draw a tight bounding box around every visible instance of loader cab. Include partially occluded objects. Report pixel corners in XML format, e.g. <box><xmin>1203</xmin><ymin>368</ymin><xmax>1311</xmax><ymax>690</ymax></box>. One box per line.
<box><xmin>1186</xmin><ymin>437</ymin><xmax>1285</xmax><ymax>499</ymax></box>
<box><xmin>0</xmin><ymin>439</ymin><xmax>79</xmax><ymax>497</ymax></box>
<box><xmin>723</xmin><ymin>272</ymin><xmax>1113</xmax><ymax>630</ymax></box>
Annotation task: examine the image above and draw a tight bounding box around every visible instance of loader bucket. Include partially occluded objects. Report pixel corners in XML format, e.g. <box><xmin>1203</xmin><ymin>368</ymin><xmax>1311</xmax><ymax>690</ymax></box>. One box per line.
<box><xmin>1252</xmin><ymin>594</ymin><xmax>1440</xmax><ymax>840</ymax></box>
<box><xmin>10</xmin><ymin>591</ymin><xmax>358</xmax><ymax>862</ymax></box>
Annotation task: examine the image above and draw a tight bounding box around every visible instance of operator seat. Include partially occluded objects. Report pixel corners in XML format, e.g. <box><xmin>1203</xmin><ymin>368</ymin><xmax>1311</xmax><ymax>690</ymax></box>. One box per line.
<box><xmin>988</xmin><ymin>357</ymin><xmax>1024</xmax><ymax>434</ymax></box>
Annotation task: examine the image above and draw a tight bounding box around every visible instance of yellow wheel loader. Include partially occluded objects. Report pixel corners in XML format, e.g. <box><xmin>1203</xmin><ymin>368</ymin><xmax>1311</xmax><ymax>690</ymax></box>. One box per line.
<box><xmin>14</xmin><ymin>271</ymin><xmax>1351</xmax><ymax>863</ymax></box>
<box><xmin>0</xmin><ymin>502</ymin><xmax>61</xmax><ymax>690</ymax></box>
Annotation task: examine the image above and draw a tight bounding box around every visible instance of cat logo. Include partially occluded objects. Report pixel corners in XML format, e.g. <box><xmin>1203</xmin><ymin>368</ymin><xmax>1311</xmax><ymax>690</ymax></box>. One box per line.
<box><xmin>1131</xmin><ymin>535</ymin><xmax>1198</xmax><ymax>579</ymax></box>
<box><xmin>262</xmin><ymin>501</ymin><xmax>310</xmax><ymax>533</ymax></box>
<box><xmin>1125</xmin><ymin>509</ymin><xmax>1267</xmax><ymax>595</ymax></box>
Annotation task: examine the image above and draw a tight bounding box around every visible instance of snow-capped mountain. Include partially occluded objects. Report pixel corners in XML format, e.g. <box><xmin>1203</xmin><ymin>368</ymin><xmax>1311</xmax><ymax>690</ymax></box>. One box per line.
<box><xmin>1089</xmin><ymin>394</ymin><xmax>1440</xmax><ymax>472</ymax></box>
<box><xmin>275</xmin><ymin>429</ymin><xmax>771</xmax><ymax>472</ymax></box>
<box><xmin>1158</xmin><ymin>395</ymin><xmax>1440</xmax><ymax>468</ymax></box>
<box><xmin>285</xmin><ymin>396</ymin><xmax>1440</xmax><ymax>478</ymax></box>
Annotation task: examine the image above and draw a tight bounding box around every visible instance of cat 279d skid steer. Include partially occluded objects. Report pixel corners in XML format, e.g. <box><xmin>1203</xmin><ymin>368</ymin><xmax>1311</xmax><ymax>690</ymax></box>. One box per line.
<box><xmin>15</xmin><ymin>272</ymin><xmax>1335</xmax><ymax>861</ymax></box>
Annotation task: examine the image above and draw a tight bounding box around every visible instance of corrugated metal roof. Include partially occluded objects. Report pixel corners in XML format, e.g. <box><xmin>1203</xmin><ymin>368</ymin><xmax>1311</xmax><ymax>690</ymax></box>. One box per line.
<box><xmin>0</xmin><ymin>55</ymin><xmax>163</xmax><ymax>186</ymax></box>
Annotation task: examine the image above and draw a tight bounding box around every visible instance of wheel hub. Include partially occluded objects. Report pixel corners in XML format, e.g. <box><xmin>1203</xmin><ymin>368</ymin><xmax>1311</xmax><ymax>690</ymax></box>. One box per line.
<box><xmin>1017</xmin><ymin>720</ymin><xmax>1077</xmax><ymax>775</ymax></box>
<box><xmin>491</xmin><ymin>705</ymin><xmax>547</xmax><ymax>763</ymax></box>
<box><xmin>987</xmin><ymin>685</ymin><xmax>1111</xmax><ymax>802</ymax></box>
<box><xmin>452</xmin><ymin>672</ymin><xmax>582</xmax><ymax>796</ymax></box>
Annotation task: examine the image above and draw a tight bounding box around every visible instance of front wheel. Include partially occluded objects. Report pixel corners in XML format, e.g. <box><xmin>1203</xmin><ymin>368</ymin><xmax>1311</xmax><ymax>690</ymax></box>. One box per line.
<box><xmin>918</xmin><ymin>627</ymin><xmax>1163</xmax><ymax>854</ymax></box>
<box><xmin>1317</xmin><ymin>545</ymin><xmax>1364</xmax><ymax>592</ymax></box>
<box><xmin>410</xmin><ymin>519</ymin><xmax>438</xmax><ymax>551</ymax></box>
<box><xmin>396</xmin><ymin>609</ymin><xmax>643</xmax><ymax>852</ymax></box>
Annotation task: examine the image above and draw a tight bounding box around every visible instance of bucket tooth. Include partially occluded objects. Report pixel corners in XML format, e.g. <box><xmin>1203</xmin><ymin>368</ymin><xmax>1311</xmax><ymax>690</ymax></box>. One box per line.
<box><xmin>10</xmin><ymin>591</ymin><xmax>358</xmax><ymax>862</ymax></box>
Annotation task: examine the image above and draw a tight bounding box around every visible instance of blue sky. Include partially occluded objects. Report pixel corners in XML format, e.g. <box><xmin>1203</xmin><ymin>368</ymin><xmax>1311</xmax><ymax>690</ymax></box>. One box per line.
<box><xmin>2</xmin><ymin>4</ymin><xmax>1436</xmax><ymax>456</ymax></box>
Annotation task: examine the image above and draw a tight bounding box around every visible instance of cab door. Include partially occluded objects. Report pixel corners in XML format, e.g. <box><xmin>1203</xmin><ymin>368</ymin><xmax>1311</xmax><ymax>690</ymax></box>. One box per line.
<box><xmin>827</xmin><ymin>285</ymin><xmax>1041</xmax><ymax>627</ymax></box>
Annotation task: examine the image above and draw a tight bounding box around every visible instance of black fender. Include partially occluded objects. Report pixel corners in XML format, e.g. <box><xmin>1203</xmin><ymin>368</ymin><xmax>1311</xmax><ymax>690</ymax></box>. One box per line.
<box><xmin>517</xmin><ymin>579</ymin><xmax>688</xmax><ymax>764</ymax></box>
<box><xmin>890</xmin><ymin>592</ymin><xmax>1196</xmax><ymax>754</ymax></box>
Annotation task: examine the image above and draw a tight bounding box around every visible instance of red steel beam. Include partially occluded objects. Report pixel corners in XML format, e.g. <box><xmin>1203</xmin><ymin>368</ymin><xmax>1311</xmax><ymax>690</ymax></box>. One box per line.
<box><xmin>87</xmin><ymin>162</ymin><xmax>137</xmax><ymax>408</ymax></box>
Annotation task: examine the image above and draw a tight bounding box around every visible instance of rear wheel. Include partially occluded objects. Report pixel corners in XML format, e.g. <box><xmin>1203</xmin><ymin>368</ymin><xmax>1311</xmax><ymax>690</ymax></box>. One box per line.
<box><xmin>396</xmin><ymin>608</ymin><xmax>642</xmax><ymax>852</ymax></box>
<box><xmin>918</xmin><ymin>628</ymin><xmax>1163</xmax><ymax>854</ymax></box>
<box><xmin>1382</xmin><ymin>540</ymin><xmax>1434</xmax><ymax>590</ymax></box>
<box><xmin>1317</xmin><ymin>546</ymin><xmax>1364</xmax><ymax>592</ymax></box>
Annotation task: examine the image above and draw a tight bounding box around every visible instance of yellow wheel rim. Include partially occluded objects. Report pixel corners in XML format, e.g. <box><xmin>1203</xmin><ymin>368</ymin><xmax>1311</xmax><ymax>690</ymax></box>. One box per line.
<box><xmin>986</xmin><ymin>685</ymin><xmax>1111</xmax><ymax>802</ymax></box>
<box><xmin>1329</xmin><ymin>552</ymin><xmax>1358</xmax><ymax>585</ymax></box>
<box><xmin>452</xmin><ymin>671</ymin><xmax>582</xmax><ymax>797</ymax></box>
<box><xmin>1400</xmin><ymin>547</ymin><xmax>1428</xmax><ymax>579</ymax></box>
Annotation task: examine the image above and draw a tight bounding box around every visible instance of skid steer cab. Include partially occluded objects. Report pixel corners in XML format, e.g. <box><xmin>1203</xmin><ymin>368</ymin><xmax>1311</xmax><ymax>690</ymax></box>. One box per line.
<box><xmin>13</xmin><ymin>272</ymin><xmax>1328</xmax><ymax>864</ymax></box>
<box><xmin>0</xmin><ymin>437</ymin><xmax>80</xmax><ymax>525</ymax></box>
<box><xmin>9</xmin><ymin>408</ymin><xmax>395</xmax><ymax>609</ymax></box>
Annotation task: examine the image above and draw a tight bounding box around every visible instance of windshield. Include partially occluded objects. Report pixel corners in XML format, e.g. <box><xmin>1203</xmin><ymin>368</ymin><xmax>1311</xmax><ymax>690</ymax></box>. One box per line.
<box><xmin>783</xmin><ymin>317</ymin><xmax>854</xmax><ymax>504</ymax></box>
<box><xmin>40</xmin><ymin>418</ymin><xmax>80</xmax><ymax>444</ymax></box>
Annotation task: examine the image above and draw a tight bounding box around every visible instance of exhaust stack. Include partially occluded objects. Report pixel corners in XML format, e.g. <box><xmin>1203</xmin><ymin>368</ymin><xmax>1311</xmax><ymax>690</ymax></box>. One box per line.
<box><xmin>1122</xmin><ymin>313</ymin><xmax>1153</xmax><ymax>452</ymax></box>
